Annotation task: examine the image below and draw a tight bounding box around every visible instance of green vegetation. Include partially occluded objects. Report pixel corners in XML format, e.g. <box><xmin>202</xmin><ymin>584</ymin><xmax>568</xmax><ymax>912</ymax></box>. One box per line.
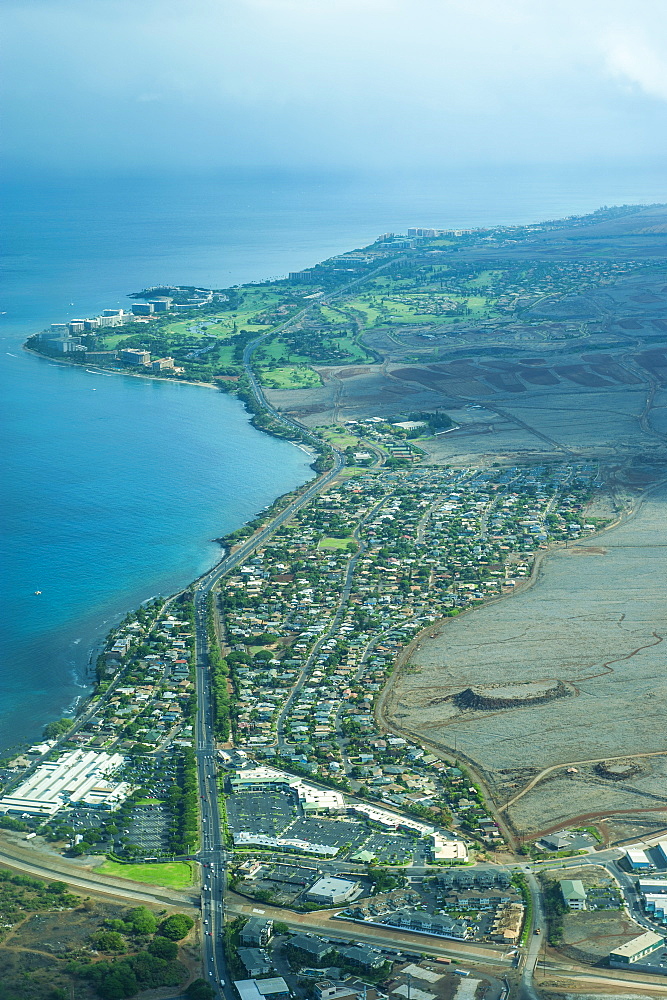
<box><xmin>98</xmin><ymin>860</ymin><xmax>195</xmax><ymax>889</ymax></box>
<box><xmin>159</xmin><ymin>912</ymin><xmax>194</xmax><ymax>940</ymax></box>
<box><xmin>166</xmin><ymin>749</ymin><xmax>199</xmax><ymax>855</ymax></box>
<box><xmin>208</xmin><ymin>593</ymin><xmax>231</xmax><ymax>741</ymax></box>
<box><xmin>259</xmin><ymin>365</ymin><xmax>322</xmax><ymax>389</ymax></box>
<box><xmin>318</xmin><ymin>536</ymin><xmax>354</xmax><ymax>550</ymax></box>
<box><xmin>512</xmin><ymin>872</ymin><xmax>533</xmax><ymax>946</ymax></box>
<box><xmin>538</xmin><ymin>873</ymin><xmax>568</xmax><ymax>944</ymax></box>
<box><xmin>0</xmin><ymin>867</ymin><xmax>78</xmax><ymax>942</ymax></box>
<box><xmin>42</xmin><ymin>717</ymin><xmax>73</xmax><ymax>739</ymax></box>
<box><xmin>186</xmin><ymin>978</ymin><xmax>216</xmax><ymax>999</ymax></box>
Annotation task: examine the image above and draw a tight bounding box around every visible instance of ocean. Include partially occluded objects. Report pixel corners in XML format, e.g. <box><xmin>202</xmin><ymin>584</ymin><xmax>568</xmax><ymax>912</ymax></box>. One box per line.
<box><xmin>2</xmin><ymin>161</ymin><xmax>667</xmax><ymax>755</ymax></box>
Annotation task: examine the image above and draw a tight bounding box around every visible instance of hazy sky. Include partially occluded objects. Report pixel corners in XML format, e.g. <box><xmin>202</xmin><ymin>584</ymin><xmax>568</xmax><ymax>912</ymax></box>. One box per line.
<box><xmin>4</xmin><ymin>0</ymin><xmax>667</xmax><ymax>171</ymax></box>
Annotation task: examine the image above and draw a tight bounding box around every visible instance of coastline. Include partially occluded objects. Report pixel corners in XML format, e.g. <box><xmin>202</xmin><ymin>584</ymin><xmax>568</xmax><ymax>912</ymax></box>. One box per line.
<box><xmin>22</xmin><ymin>343</ymin><xmax>220</xmax><ymax>390</ymax></box>
<box><xmin>3</xmin><ymin>339</ymin><xmax>320</xmax><ymax>762</ymax></box>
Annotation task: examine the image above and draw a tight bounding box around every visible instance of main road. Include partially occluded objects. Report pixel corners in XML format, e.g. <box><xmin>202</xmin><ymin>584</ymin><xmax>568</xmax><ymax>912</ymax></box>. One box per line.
<box><xmin>189</xmin><ymin>322</ymin><xmax>347</xmax><ymax>996</ymax></box>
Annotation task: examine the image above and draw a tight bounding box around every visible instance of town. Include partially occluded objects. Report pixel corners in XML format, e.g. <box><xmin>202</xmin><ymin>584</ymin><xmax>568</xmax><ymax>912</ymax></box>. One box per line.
<box><xmin>9</xmin><ymin>205</ymin><xmax>667</xmax><ymax>1000</ymax></box>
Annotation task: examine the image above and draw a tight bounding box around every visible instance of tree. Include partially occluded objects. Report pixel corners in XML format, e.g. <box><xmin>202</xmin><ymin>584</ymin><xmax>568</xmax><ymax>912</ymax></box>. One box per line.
<box><xmin>186</xmin><ymin>979</ymin><xmax>215</xmax><ymax>999</ymax></box>
<box><xmin>159</xmin><ymin>913</ymin><xmax>194</xmax><ymax>940</ymax></box>
<box><xmin>43</xmin><ymin>717</ymin><xmax>74</xmax><ymax>740</ymax></box>
<box><xmin>148</xmin><ymin>935</ymin><xmax>178</xmax><ymax>960</ymax></box>
<box><xmin>126</xmin><ymin>905</ymin><xmax>157</xmax><ymax>935</ymax></box>
<box><xmin>93</xmin><ymin>930</ymin><xmax>127</xmax><ymax>953</ymax></box>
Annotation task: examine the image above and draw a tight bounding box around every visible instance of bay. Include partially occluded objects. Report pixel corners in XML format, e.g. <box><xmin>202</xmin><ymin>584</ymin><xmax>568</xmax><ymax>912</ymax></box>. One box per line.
<box><xmin>2</xmin><ymin>161</ymin><xmax>667</xmax><ymax>755</ymax></box>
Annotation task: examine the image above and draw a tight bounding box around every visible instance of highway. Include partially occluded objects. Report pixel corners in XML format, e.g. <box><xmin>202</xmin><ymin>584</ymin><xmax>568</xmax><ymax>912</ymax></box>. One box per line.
<box><xmin>188</xmin><ymin>325</ymin><xmax>347</xmax><ymax>996</ymax></box>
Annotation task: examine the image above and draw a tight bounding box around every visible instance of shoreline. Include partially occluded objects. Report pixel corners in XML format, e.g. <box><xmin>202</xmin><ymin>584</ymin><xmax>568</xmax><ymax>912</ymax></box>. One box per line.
<box><xmin>3</xmin><ymin>345</ymin><xmax>319</xmax><ymax>762</ymax></box>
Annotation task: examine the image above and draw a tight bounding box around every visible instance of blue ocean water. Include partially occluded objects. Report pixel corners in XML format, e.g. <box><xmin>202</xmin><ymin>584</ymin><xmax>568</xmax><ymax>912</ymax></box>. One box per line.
<box><xmin>2</xmin><ymin>162</ymin><xmax>667</xmax><ymax>754</ymax></box>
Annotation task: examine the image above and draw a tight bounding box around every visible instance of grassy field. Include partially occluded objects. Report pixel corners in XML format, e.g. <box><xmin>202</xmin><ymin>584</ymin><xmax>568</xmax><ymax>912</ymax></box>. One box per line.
<box><xmin>98</xmin><ymin>860</ymin><xmax>195</xmax><ymax>889</ymax></box>
<box><xmin>318</xmin><ymin>537</ymin><xmax>355</xmax><ymax>550</ymax></box>
<box><xmin>259</xmin><ymin>365</ymin><xmax>322</xmax><ymax>389</ymax></box>
<box><xmin>320</xmin><ymin>428</ymin><xmax>363</xmax><ymax>449</ymax></box>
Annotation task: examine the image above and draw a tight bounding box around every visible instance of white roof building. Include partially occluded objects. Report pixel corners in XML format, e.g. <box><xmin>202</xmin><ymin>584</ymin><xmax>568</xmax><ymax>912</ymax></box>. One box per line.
<box><xmin>305</xmin><ymin>876</ymin><xmax>361</xmax><ymax>905</ymax></box>
<box><xmin>431</xmin><ymin>832</ymin><xmax>468</xmax><ymax>862</ymax></box>
<box><xmin>230</xmin><ymin>766</ymin><xmax>345</xmax><ymax>813</ymax></box>
<box><xmin>0</xmin><ymin>749</ymin><xmax>128</xmax><ymax>817</ymax></box>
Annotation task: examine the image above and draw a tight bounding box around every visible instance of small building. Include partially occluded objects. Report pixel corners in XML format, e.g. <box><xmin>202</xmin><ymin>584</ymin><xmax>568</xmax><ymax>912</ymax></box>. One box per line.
<box><xmin>340</xmin><ymin>945</ymin><xmax>385</xmax><ymax>970</ymax></box>
<box><xmin>626</xmin><ymin>848</ymin><xmax>653</xmax><ymax>871</ymax></box>
<box><xmin>240</xmin><ymin>917</ymin><xmax>273</xmax><ymax>948</ymax></box>
<box><xmin>237</xmin><ymin>947</ymin><xmax>272</xmax><ymax>977</ymax></box>
<box><xmin>609</xmin><ymin>930</ymin><xmax>665</xmax><ymax>966</ymax></box>
<box><xmin>289</xmin><ymin>934</ymin><xmax>333</xmax><ymax>963</ymax></box>
<box><xmin>306</xmin><ymin>877</ymin><xmax>360</xmax><ymax>906</ymax></box>
<box><xmin>560</xmin><ymin>879</ymin><xmax>587</xmax><ymax>910</ymax></box>
<box><xmin>541</xmin><ymin>832</ymin><xmax>571</xmax><ymax>851</ymax></box>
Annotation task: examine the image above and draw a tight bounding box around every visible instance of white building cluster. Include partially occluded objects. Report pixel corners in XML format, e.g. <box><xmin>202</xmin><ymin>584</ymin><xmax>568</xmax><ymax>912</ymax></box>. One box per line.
<box><xmin>0</xmin><ymin>749</ymin><xmax>129</xmax><ymax>818</ymax></box>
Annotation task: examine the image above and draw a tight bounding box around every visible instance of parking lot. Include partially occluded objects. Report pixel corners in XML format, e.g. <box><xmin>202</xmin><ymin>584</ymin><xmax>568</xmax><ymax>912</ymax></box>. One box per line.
<box><xmin>364</xmin><ymin>832</ymin><xmax>426</xmax><ymax>864</ymax></box>
<box><xmin>226</xmin><ymin>790</ymin><xmax>297</xmax><ymax>837</ymax></box>
<box><xmin>125</xmin><ymin>801</ymin><xmax>171</xmax><ymax>854</ymax></box>
<box><xmin>284</xmin><ymin>817</ymin><xmax>368</xmax><ymax>850</ymax></box>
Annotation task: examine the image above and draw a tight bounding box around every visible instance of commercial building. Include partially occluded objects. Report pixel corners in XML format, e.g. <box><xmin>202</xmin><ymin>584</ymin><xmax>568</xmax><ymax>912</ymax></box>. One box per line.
<box><xmin>119</xmin><ymin>348</ymin><xmax>151</xmax><ymax>366</ymax></box>
<box><xmin>626</xmin><ymin>848</ymin><xmax>653</xmax><ymax>871</ymax></box>
<box><xmin>0</xmin><ymin>749</ymin><xmax>129</xmax><ymax>818</ymax></box>
<box><xmin>235</xmin><ymin>979</ymin><xmax>289</xmax><ymax>1000</ymax></box>
<box><xmin>638</xmin><ymin>879</ymin><xmax>667</xmax><ymax>895</ymax></box>
<box><xmin>98</xmin><ymin>310</ymin><xmax>127</xmax><ymax>328</ymax></box>
<box><xmin>131</xmin><ymin>302</ymin><xmax>154</xmax><ymax>316</ymax></box>
<box><xmin>147</xmin><ymin>298</ymin><xmax>172</xmax><ymax>312</ymax></box>
<box><xmin>431</xmin><ymin>832</ymin><xmax>468</xmax><ymax>862</ymax></box>
<box><xmin>232</xmin><ymin>831</ymin><xmax>338</xmax><ymax>857</ymax></box>
<box><xmin>609</xmin><ymin>930</ymin><xmax>665</xmax><ymax>966</ymax></box>
<box><xmin>560</xmin><ymin>879</ymin><xmax>587</xmax><ymax>910</ymax></box>
<box><xmin>305</xmin><ymin>877</ymin><xmax>361</xmax><ymax>906</ymax></box>
<box><xmin>151</xmin><ymin>357</ymin><xmax>175</xmax><ymax>372</ymax></box>
<box><xmin>229</xmin><ymin>766</ymin><xmax>345</xmax><ymax>814</ymax></box>
<box><xmin>643</xmin><ymin>896</ymin><xmax>667</xmax><ymax>923</ymax></box>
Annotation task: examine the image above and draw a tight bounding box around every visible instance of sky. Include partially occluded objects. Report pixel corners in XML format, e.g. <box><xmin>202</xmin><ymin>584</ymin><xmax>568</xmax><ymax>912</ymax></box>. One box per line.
<box><xmin>3</xmin><ymin>0</ymin><xmax>667</xmax><ymax>172</ymax></box>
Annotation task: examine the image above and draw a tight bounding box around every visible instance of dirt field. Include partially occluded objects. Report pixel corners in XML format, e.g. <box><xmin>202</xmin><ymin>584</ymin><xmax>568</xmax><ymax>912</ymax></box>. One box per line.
<box><xmin>383</xmin><ymin>483</ymin><xmax>667</xmax><ymax>839</ymax></box>
<box><xmin>0</xmin><ymin>896</ymin><xmax>200</xmax><ymax>1000</ymax></box>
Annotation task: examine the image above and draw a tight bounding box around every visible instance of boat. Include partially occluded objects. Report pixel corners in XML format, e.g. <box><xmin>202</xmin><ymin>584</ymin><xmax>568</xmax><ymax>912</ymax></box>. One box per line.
<box><xmin>34</xmin><ymin>590</ymin><xmax>42</xmax><ymax>595</ymax></box>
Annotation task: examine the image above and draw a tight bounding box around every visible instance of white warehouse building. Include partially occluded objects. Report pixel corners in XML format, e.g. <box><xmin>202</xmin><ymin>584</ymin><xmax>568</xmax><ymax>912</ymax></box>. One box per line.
<box><xmin>0</xmin><ymin>749</ymin><xmax>129</xmax><ymax>817</ymax></box>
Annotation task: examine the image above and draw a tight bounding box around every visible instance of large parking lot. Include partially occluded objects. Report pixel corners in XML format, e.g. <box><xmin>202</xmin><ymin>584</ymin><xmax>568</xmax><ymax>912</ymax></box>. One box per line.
<box><xmin>226</xmin><ymin>789</ymin><xmax>434</xmax><ymax>864</ymax></box>
<box><xmin>125</xmin><ymin>801</ymin><xmax>171</xmax><ymax>855</ymax></box>
<box><xmin>284</xmin><ymin>817</ymin><xmax>367</xmax><ymax>850</ymax></box>
<box><xmin>226</xmin><ymin>790</ymin><xmax>297</xmax><ymax>837</ymax></box>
